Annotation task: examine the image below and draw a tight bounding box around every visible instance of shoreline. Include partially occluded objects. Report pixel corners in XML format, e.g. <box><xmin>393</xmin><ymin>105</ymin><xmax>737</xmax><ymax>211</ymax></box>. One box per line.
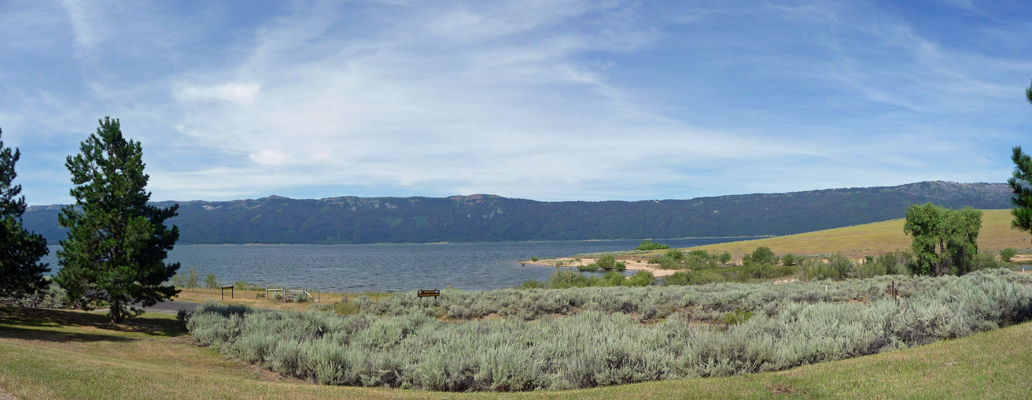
<box><xmin>522</xmin><ymin>256</ymin><xmax>680</xmax><ymax>277</ymax></box>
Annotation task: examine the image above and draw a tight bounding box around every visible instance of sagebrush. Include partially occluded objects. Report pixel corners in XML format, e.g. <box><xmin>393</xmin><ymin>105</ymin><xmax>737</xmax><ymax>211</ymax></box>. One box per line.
<box><xmin>187</xmin><ymin>269</ymin><xmax>1032</xmax><ymax>392</ymax></box>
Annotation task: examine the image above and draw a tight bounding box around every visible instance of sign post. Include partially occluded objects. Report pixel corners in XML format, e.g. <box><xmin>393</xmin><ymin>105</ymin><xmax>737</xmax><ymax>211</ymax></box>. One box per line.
<box><xmin>221</xmin><ymin>286</ymin><xmax>234</xmax><ymax>300</ymax></box>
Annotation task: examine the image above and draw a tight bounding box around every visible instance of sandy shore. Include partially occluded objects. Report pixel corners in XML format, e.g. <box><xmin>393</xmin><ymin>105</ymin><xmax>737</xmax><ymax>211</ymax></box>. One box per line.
<box><xmin>523</xmin><ymin>257</ymin><xmax>680</xmax><ymax>277</ymax></box>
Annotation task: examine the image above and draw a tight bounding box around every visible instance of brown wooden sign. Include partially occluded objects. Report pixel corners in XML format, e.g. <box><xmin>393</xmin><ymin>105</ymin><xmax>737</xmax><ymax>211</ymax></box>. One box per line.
<box><xmin>417</xmin><ymin>289</ymin><xmax>440</xmax><ymax>298</ymax></box>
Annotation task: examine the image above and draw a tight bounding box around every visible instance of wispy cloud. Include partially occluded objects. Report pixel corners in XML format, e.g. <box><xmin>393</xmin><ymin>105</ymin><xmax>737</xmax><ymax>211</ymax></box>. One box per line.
<box><xmin>1</xmin><ymin>0</ymin><xmax>1031</xmax><ymax>205</ymax></box>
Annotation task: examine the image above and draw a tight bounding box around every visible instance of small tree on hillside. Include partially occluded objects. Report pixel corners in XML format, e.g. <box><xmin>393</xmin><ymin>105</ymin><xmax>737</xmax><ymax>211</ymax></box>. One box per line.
<box><xmin>903</xmin><ymin>203</ymin><xmax>982</xmax><ymax>276</ymax></box>
<box><xmin>54</xmin><ymin>117</ymin><xmax>181</xmax><ymax>324</ymax></box>
<box><xmin>0</xmin><ymin>128</ymin><xmax>50</xmax><ymax>297</ymax></box>
<box><xmin>749</xmin><ymin>246</ymin><xmax>776</xmax><ymax>265</ymax></box>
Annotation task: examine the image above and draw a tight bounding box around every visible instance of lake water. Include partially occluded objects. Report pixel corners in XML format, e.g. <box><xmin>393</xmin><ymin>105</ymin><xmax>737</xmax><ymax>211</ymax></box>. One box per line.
<box><xmin>41</xmin><ymin>238</ymin><xmax>755</xmax><ymax>292</ymax></box>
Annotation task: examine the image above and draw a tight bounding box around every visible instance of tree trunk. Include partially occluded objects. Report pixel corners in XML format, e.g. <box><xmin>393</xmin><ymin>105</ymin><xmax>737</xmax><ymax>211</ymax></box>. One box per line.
<box><xmin>111</xmin><ymin>300</ymin><xmax>122</xmax><ymax>324</ymax></box>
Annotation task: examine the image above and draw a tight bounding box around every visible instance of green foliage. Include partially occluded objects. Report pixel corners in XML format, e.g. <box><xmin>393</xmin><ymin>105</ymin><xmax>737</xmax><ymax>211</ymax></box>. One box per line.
<box><xmin>171</xmin><ymin>273</ymin><xmax>186</xmax><ymax>288</ymax></box>
<box><xmin>904</xmin><ymin>203</ymin><xmax>983</xmax><ymax>276</ymax></box>
<box><xmin>595</xmin><ymin>254</ymin><xmax>618</xmax><ymax>270</ymax></box>
<box><xmin>738</xmin><ymin>246</ymin><xmax>792</xmax><ymax>279</ymax></box>
<box><xmin>204</xmin><ymin>274</ymin><xmax>218</xmax><ymax>290</ymax></box>
<box><xmin>187</xmin><ymin>268</ymin><xmax>199</xmax><ymax>289</ymax></box>
<box><xmin>796</xmin><ymin>254</ymin><xmax>850</xmax><ymax>281</ymax></box>
<box><xmin>663</xmin><ymin>271</ymin><xmax>690</xmax><ymax>286</ymax></box>
<box><xmin>688</xmin><ymin>249</ymin><xmax>709</xmax><ymax>258</ymax></box>
<box><xmin>795</xmin><ymin>251</ymin><xmax>913</xmax><ymax>281</ymax></box>
<box><xmin>53</xmin><ymin>117</ymin><xmax>180</xmax><ymax>324</ymax></box>
<box><xmin>749</xmin><ymin>246</ymin><xmax>776</xmax><ymax>265</ymax></box>
<box><xmin>187</xmin><ymin>270</ymin><xmax>1032</xmax><ymax>392</ymax></box>
<box><xmin>971</xmin><ymin>252</ymin><xmax>1006</xmax><ymax>272</ymax></box>
<box><xmin>689</xmin><ymin>270</ymin><xmax>727</xmax><ymax>285</ymax></box>
<box><xmin>530</xmin><ymin>257</ymin><xmax>538</xmax><ymax>262</ymax></box>
<box><xmin>600</xmin><ymin>271</ymin><xmax>627</xmax><ymax>286</ymax></box>
<box><xmin>625</xmin><ymin>271</ymin><xmax>655</xmax><ymax>287</ymax></box>
<box><xmin>577</xmin><ymin>263</ymin><xmax>598</xmax><ymax>272</ymax></box>
<box><xmin>634</xmin><ymin>240</ymin><xmax>670</xmax><ymax>251</ymax></box>
<box><xmin>721</xmin><ymin>309</ymin><xmax>753</xmax><ymax>326</ymax></box>
<box><xmin>0</xmin><ymin>128</ymin><xmax>50</xmax><ymax>297</ymax></box>
<box><xmin>1001</xmin><ymin>247</ymin><xmax>1018</xmax><ymax>263</ymax></box>
<box><xmin>719</xmin><ymin>252</ymin><xmax>731</xmax><ymax>265</ymax></box>
<box><xmin>646</xmin><ymin>249</ymin><xmax>723</xmax><ymax>271</ymax></box>
<box><xmin>2</xmin><ymin>281</ymin><xmax>67</xmax><ymax>308</ymax></box>
<box><xmin>781</xmin><ymin>253</ymin><xmax>796</xmax><ymax>266</ymax></box>
<box><xmin>875</xmin><ymin>251</ymin><xmax>913</xmax><ymax>276</ymax></box>
<box><xmin>614</xmin><ymin>261</ymin><xmax>627</xmax><ymax>271</ymax></box>
<box><xmin>546</xmin><ymin>269</ymin><xmax>591</xmax><ymax>289</ymax></box>
<box><xmin>1011</xmin><ymin>96</ymin><xmax>1032</xmax><ymax>235</ymax></box>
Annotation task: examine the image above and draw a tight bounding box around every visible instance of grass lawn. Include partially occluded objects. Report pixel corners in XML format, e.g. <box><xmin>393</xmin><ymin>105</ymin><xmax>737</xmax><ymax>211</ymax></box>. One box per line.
<box><xmin>684</xmin><ymin>209</ymin><xmax>1030</xmax><ymax>261</ymax></box>
<box><xmin>2</xmin><ymin>305</ymin><xmax>1030</xmax><ymax>399</ymax></box>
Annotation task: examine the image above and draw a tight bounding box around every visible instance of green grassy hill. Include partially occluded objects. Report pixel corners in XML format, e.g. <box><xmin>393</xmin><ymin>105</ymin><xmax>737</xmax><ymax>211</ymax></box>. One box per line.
<box><xmin>685</xmin><ymin>209</ymin><xmax>1029</xmax><ymax>260</ymax></box>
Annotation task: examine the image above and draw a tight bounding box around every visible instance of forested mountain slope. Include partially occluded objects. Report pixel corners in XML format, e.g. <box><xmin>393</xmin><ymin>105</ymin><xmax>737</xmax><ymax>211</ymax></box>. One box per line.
<box><xmin>24</xmin><ymin>181</ymin><xmax>1012</xmax><ymax>245</ymax></box>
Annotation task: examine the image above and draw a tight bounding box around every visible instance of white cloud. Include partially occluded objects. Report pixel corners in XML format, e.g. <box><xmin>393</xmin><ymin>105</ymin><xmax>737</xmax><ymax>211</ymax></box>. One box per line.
<box><xmin>174</xmin><ymin>82</ymin><xmax>261</xmax><ymax>105</ymax></box>
<box><xmin>5</xmin><ymin>0</ymin><xmax>1032</xmax><ymax>204</ymax></box>
<box><xmin>248</xmin><ymin>149</ymin><xmax>290</xmax><ymax>166</ymax></box>
<box><xmin>60</xmin><ymin>0</ymin><xmax>100</xmax><ymax>51</ymax></box>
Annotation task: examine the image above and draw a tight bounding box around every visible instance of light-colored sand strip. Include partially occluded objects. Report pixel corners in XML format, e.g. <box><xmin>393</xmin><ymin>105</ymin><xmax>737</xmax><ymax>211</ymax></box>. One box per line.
<box><xmin>523</xmin><ymin>257</ymin><xmax>680</xmax><ymax>277</ymax></box>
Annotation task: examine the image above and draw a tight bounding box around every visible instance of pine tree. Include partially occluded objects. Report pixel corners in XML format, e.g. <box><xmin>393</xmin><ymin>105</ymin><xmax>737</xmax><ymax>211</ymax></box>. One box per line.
<box><xmin>1009</xmin><ymin>80</ymin><xmax>1032</xmax><ymax>235</ymax></box>
<box><xmin>54</xmin><ymin>117</ymin><xmax>180</xmax><ymax>324</ymax></box>
<box><xmin>0</xmin><ymin>128</ymin><xmax>50</xmax><ymax>297</ymax></box>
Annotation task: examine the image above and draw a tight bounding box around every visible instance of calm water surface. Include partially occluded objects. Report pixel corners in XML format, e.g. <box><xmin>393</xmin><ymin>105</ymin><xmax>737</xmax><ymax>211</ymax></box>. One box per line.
<box><xmin>42</xmin><ymin>238</ymin><xmax>755</xmax><ymax>292</ymax></box>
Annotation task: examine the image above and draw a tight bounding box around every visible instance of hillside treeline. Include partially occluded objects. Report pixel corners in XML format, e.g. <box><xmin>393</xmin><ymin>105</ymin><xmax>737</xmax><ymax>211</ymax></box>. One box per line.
<box><xmin>23</xmin><ymin>181</ymin><xmax>1011</xmax><ymax>245</ymax></box>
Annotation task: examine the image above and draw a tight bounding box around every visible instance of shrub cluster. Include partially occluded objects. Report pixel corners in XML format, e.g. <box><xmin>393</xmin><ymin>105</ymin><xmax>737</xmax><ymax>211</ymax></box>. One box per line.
<box><xmin>634</xmin><ymin>240</ymin><xmax>670</xmax><ymax>251</ymax></box>
<box><xmin>794</xmin><ymin>250</ymin><xmax>1006</xmax><ymax>281</ymax></box>
<box><xmin>648</xmin><ymin>249</ymin><xmax>724</xmax><ymax>271</ymax></box>
<box><xmin>1000</xmin><ymin>248</ymin><xmax>1017</xmax><ymax>263</ymax></box>
<box><xmin>577</xmin><ymin>254</ymin><xmax>626</xmax><ymax>272</ymax></box>
<box><xmin>187</xmin><ymin>270</ymin><xmax>1032</xmax><ymax>392</ymax></box>
<box><xmin>521</xmin><ymin>269</ymin><xmax>652</xmax><ymax>290</ymax></box>
<box><xmin>0</xmin><ymin>282</ymin><xmax>67</xmax><ymax>309</ymax></box>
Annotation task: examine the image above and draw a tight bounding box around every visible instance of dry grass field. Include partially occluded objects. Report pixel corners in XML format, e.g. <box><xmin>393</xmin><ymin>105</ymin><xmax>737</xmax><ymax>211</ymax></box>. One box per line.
<box><xmin>172</xmin><ymin>288</ymin><xmax>391</xmax><ymax>312</ymax></box>
<box><xmin>683</xmin><ymin>209</ymin><xmax>1029</xmax><ymax>261</ymax></box>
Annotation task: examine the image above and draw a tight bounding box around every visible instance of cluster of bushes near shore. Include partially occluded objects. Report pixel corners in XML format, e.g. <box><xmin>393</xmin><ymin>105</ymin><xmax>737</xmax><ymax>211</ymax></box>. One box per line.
<box><xmin>186</xmin><ymin>269</ymin><xmax>1032</xmax><ymax>392</ymax></box>
<box><xmin>534</xmin><ymin>245</ymin><xmax>1017</xmax><ymax>290</ymax></box>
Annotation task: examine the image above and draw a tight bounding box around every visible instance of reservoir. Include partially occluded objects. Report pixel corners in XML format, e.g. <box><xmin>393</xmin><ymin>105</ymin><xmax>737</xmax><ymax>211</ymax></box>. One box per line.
<box><xmin>41</xmin><ymin>237</ymin><xmax>756</xmax><ymax>292</ymax></box>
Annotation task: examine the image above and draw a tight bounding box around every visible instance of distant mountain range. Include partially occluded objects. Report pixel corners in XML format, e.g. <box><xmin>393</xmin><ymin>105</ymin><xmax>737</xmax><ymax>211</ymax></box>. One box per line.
<box><xmin>24</xmin><ymin>181</ymin><xmax>1014</xmax><ymax>245</ymax></box>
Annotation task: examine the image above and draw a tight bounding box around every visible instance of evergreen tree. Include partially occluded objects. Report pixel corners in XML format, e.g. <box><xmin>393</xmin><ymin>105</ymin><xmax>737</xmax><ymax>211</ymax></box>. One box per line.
<box><xmin>54</xmin><ymin>118</ymin><xmax>180</xmax><ymax>323</ymax></box>
<box><xmin>0</xmin><ymin>128</ymin><xmax>50</xmax><ymax>297</ymax></box>
<box><xmin>1008</xmin><ymin>80</ymin><xmax>1032</xmax><ymax>235</ymax></box>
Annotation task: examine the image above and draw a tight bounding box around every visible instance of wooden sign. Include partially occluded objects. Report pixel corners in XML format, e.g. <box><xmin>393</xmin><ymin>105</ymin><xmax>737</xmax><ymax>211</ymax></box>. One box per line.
<box><xmin>220</xmin><ymin>286</ymin><xmax>235</xmax><ymax>299</ymax></box>
<box><xmin>417</xmin><ymin>289</ymin><xmax>440</xmax><ymax>298</ymax></box>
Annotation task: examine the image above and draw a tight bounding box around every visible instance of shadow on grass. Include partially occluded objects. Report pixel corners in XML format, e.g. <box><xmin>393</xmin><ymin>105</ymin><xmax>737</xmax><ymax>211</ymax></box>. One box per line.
<box><xmin>0</xmin><ymin>306</ymin><xmax>186</xmax><ymax>341</ymax></box>
<box><xmin>0</xmin><ymin>324</ymin><xmax>136</xmax><ymax>343</ymax></box>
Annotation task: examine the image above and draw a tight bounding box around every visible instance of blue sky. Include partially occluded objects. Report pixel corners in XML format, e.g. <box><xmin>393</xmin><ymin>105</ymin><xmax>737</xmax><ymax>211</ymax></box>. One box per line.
<box><xmin>2</xmin><ymin>0</ymin><xmax>1031</xmax><ymax>205</ymax></box>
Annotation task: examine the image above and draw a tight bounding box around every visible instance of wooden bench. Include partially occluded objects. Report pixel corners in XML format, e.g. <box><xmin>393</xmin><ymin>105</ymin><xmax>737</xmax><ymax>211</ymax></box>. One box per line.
<box><xmin>417</xmin><ymin>289</ymin><xmax>440</xmax><ymax>301</ymax></box>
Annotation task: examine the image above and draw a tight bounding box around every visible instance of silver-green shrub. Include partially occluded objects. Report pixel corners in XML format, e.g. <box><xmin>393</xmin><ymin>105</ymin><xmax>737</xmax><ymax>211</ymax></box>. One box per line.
<box><xmin>187</xmin><ymin>269</ymin><xmax>1032</xmax><ymax>392</ymax></box>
